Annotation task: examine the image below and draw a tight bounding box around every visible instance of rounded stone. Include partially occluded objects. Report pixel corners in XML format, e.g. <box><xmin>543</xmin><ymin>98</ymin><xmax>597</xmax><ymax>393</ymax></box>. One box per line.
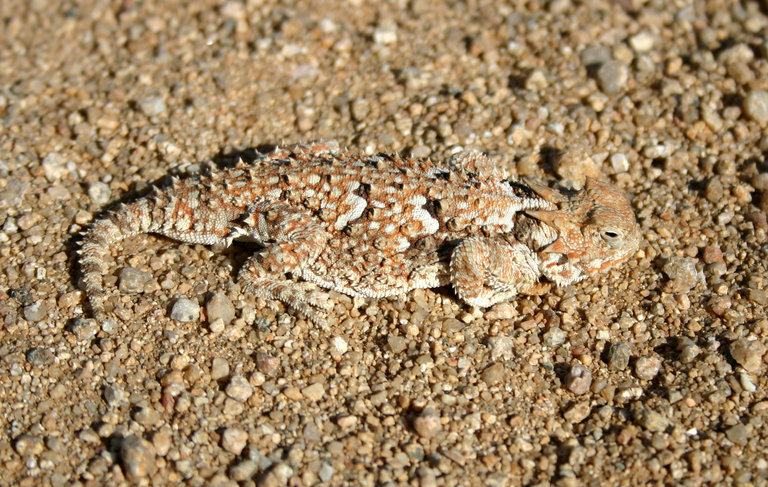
<box><xmin>634</xmin><ymin>356</ymin><xmax>662</xmax><ymax>380</ymax></box>
<box><xmin>221</xmin><ymin>427</ymin><xmax>249</xmax><ymax>455</ymax></box>
<box><xmin>138</xmin><ymin>96</ymin><xmax>167</xmax><ymax>117</ymax></box>
<box><xmin>118</xmin><ymin>267</ymin><xmax>152</xmax><ymax>294</ymax></box>
<box><xmin>23</xmin><ymin>301</ymin><xmax>47</xmax><ymax>322</ymax></box>
<box><xmin>744</xmin><ymin>90</ymin><xmax>768</xmax><ymax>124</ymax></box>
<box><xmin>726</xmin><ymin>424</ymin><xmax>748</xmax><ymax>445</ymax></box>
<box><xmin>87</xmin><ymin>181</ymin><xmax>111</xmax><ymax>205</ymax></box>
<box><xmin>170</xmin><ymin>298</ymin><xmax>200</xmax><ymax>322</ymax></box>
<box><xmin>413</xmin><ymin>408</ymin><xmax>442</xmax><ymax>438</ymax></box>
<box><xmin>481</xmin><ymin>363</ymin><xmax>506</xmax><ymax>385</ymax></box>
<box><xmin>596</xmin><ymin>60</ymin><xmax>628</xmax><ymax>94</ymax></box>
<box><xmin>662</xmin><ymin>257</ymin><xmax>699</xmax><ymax>293</ymax></box>
<box><xmin>120</xmin><ymin>435</ymin><xmax>156</xmax><ymax>481</ymax></box>
<box><xmin>226</xmin><ymin>375</ymin><xmax>253</xmax><ymax>403</ymax></box>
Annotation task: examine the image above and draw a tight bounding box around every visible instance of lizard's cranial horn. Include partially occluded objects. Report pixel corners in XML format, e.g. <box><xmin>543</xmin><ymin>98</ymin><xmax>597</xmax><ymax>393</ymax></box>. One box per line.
<box><xmin>523</xmin><ymin>178</ymin><xmax>566</xmax><ymax>204</ymax></box>
<box><xmin>525</xmin><ymin>209</ymin><xmax>565</xmax><ymax>231</ymax></box>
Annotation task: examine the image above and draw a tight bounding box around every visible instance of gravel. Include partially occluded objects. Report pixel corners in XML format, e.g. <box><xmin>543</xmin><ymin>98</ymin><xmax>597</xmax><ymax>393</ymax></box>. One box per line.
<box><xmin>4</xmin><ymin>0</ymin><xmax>768</xmax><ymax>485</ymax></box>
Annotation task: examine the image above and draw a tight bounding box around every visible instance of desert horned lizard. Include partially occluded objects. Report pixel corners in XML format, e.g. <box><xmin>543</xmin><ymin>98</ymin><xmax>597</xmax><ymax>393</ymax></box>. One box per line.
<box><xmin>78</xmin><ymin>142</ymin><xmax>640</xmax><ymax>324</ymax></box>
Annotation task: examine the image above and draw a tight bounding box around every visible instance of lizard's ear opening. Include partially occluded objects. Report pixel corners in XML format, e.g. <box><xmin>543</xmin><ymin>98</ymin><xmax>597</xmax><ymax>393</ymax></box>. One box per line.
<box><xmin>523</xmin><ymin>178</ymin><xmax>565</xmax><ymax>204</ymax></box>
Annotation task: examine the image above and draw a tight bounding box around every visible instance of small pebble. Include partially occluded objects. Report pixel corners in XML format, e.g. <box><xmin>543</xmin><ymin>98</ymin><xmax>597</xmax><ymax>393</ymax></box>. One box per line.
<box><xmin>580</xmin><ymin>45</ymin><xmax>612</xmax><ymax>65</ymax></box>
<box><xmin>677</xmin><ymin>337</ymin><xmax>701</xmax><ymax>363</ymax></box>
<box><xmin>87</xmin><ymin>182</ymin><xmax>111</xmax><ymax>205</ymax></box>
<box><xmin>103</xmin><ymin>385</ymin><xmax>128</xmax><ymax>408</ymax></box>
<box><xmin>634</xmin><ymin>356</ymin><xmax>662</xmax><ymax>380</ymax></box>
<box><xmin>543</xmin><ymin>327</ymin><xmax>566</xmax><ymax>346</ymax></box>
<box><xmin>635</xmin><ymin>409</ymin><xmax>669</xmax><ymax>432</ymax></box>
<box><xmin>118</xmin><ymin>267</ymin><xmax>151</xmax><ymax>294</ymax></box>
<box><xmin>373</xmin><ymin>23</ymin><xmax>397</xmax><ymax>44</ymax></box>
<box><xmin>230</xmin><ymin>460</ymin><xmax>259</xmax><ymax>482</ymax></box>
<box><xmin>330</xmin><ymin>336</ymin><xmax>348</xmax><ymax>356</ymax></box>
<box><xmin>25</xmin><ymin>346</ymin><xmax>49</xmax><ymax>366</ymax></box>
<box><xmin>318</xmin><ymin>464</ymin><xmax>334</xmax><ymax>482</ymax></box>
<box><xmin>206</xmin><ymin>291</ymin><xmax>236</xmax><ymax>324</ymax></box>
<box><xmin>729</xmin><ymin>338</ymin><xmax>765</xmax><ymax>372</ymax></box>
<box><xmin>255</xmin><ymin>352</ymin><xmax>279</xmax><ymax>376</ymax></box>
<box><xmin>413</xmin><ymin>408</ymin><xmax>442</xmax><ymax>438</ymax></box>
<box><xmin>301</xmin><ymin>383</ymin><xmax>325</xmax><ymax>402</ymax></box>
<box><xmin>170</xmin><ymin>298</ymin><xmax>200</xmax><ymax>322</ymax></box>
<box><xmin>565</xmin><ymin>364</ymin><xmax>592</xmax><ymax>395</ymax></box>
<box><xmin>226</xmin><ymin>375</ymin><xmax>254</xmax><ymax>402</ymax></box>
<box><xmin>629</xmin><ymin>31</ymin><xmax>656</xmax><ymax>52</ymax></box>
<box><xmin>607</xmin><ymin>342</ymin><xmax>631</xmax><ymax>371</ymax></box>
<box><xmin>702</xmin><ymin>246</ymin><xmax>724</xmax><ymax>264</ymax></box>
<box><xmin>14</xmin><ymin>434</ymin><xmax>44</xmax><ymax>456</ymax></box>
<box><xmin>726</xmin><ymin>424</ymin><xmax>748</xmax><ymax>445</ymax></box>
<box><xmin>221</xmin><ymin>427</ymin><xmax>249</xmax><ymax>455</ymax></box>
<box><xmin>23</xmin><ymin>301</ymin><xmax>47</xmax><ymax>322</ymax></box>
<box><xmin>481</xmin><ymin>363</ymin><xmax>506</xmax><ymax>385</ymax></box>
<box><xmin>563</xmin><ymin>401</ymin><xmax>591</xmax><ymax>423</ymax></box>
<box><xmin>596</xmin><ymin>60</ymin><xmax>628</xmax><ymax>94</ymax></box>
<box><xmin>211</xmin><ymin>357</ymin><xmax>230</xmax><ymax>380</ymax></box>
<box><xmin>120</xmin><ymin>435</ymin><xmax>156</xmax><ymax>481</ymax></box>
<box><xmin>138</xmin><ymin>96</ymin><xmax>167</xmax><ymax>117</ymax></box>
<box><xmin>662</xmin><ymin>257</ymin><xmax>699</xmax><ymax>293</ymax></box>
<box><xmin>744</xmin><ymin>90</ymin><xmax>768</xmax><ymax>124</ymax></box>
<box><xmin>488</xmin><ymin>336</ymin><xmax>514</xmax><ymax>360</ymax></box>
<box><xmin>610</xmin><ymin>153</ymin><xmax>630</xmax><ymax>173</ymax></box>
<box><xmin>41</xmin><ymin>152</ymin><xmax>68</xmax><ymax>181</ymax></box>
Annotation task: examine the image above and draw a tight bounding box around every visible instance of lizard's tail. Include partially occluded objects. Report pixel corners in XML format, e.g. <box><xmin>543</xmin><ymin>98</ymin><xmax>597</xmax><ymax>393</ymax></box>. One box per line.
<box><xmin>78</xmin><ymin>198</ymin><xmax>162</xmax><ymax>321</ymax></box>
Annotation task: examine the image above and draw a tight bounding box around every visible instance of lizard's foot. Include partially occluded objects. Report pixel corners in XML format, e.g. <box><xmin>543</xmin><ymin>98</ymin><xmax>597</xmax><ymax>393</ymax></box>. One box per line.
<box><xmin>242</xmin><ymin>278</ymin><xmax>332</xmax><ymax>325</ymax></box>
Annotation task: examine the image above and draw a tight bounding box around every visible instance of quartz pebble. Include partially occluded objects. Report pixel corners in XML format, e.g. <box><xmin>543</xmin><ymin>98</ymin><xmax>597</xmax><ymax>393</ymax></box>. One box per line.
<box><xmin>120</xmin><ymin>435</ymin><xmax>156</xmax><ymax>481</ymax></box>
<box><xmin>662</xmin><ymin>257</ymin><xmax>699</xmax><ymax>293</ymax></box>
<box><xmin>744</xmin><ymin>90</ymin><xmax>768</xmax><ymax>124</ymax></box>
<box><xmin>413</xmin><ymin>408</ymin><xmax>442</xmax><ymax>438</ymax></box>
<box><xmin>596</xmin><ymin>60</ymin><xmax>628</xmax><ymax>94</ymax></box>
<box><xmin>729</xmin><ymin>338</ymin><xmax>765</xmax><ymax>372</ymax></box>
<box><xmin>171</xmin><ymin>298</ymin><xmax>200</xmax><ymax>322</ymax></box>
<box><xmin>565</xmin><ymin>364</ymin><xmax>592</xmax><ymax>395</ymax></box>
<box><xmin>206</xmin><ymin>291</ymin><xmax>236</xmax><ymax>324</ymax></box>
<box><xmin>634</xmin><ymin>356</ymin><xmax>662</xmax><ymax>380</ymax></box>
<box><xmin>221</xmin><ymin>427</ymin><xmax>249</xmax><ymax>454</ymax></box>
<box><xmin>87</xmin><ymin>181</ymin><xmax>111</xmax><ymax>205</ymax></box>
<box><xmin>118</xmin><ymin>267</ymin><xmax>151</xmax><ymax>294</ymax></box>
<box><xmin>226</xmin><ymin>375</ymin><xmax>254</xmax><ymax>402</ymax></box>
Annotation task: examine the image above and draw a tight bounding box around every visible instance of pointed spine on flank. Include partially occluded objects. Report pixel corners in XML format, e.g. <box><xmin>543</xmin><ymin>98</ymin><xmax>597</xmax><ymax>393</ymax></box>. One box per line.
<box><xmin>78</xmin><ymin>196</ymin><xmax>164</xmax><ymax>321</ymax></box>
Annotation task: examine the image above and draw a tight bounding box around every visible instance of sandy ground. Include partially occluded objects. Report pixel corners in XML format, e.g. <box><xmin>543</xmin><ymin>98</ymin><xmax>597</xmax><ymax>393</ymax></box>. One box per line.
<box><xmin>1</xmin><ymin>0</ymin><xmax>768</xmax><ymax>485</ymax></box>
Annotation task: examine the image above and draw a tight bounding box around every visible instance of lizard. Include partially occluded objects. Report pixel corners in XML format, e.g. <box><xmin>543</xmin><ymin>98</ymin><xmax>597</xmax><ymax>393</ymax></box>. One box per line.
<box><xmin>78</xmin><ymin>142</ymin><xmax>640</xmax><ymax>324</ymax></box>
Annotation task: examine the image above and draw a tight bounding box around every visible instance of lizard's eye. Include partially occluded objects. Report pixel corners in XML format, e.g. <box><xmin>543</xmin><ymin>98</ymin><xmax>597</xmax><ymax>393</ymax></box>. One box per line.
<box><xmin>601</xmin><ymin>229</ymin><xmax>621</xmax><ymax>246</ymax></box>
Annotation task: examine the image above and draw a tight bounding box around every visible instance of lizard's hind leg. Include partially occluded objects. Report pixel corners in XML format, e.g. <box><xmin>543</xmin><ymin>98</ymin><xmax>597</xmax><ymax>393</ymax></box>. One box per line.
<box><xmin>236</xmin><ymin>201</ymin><xmax>332</xmax><ymax>324</ymax></box>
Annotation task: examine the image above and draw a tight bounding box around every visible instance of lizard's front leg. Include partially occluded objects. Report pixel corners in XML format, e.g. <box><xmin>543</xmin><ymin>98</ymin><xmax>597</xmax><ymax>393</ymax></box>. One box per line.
<box><xmin>449</xmin><ymin>236</ymin><xmax>544</xmax><ymax>308</ymax></box>
<box><xmin>236</xmin><ymin>201</ymin><xmax>332</xmax><ymax>324</ymax></box>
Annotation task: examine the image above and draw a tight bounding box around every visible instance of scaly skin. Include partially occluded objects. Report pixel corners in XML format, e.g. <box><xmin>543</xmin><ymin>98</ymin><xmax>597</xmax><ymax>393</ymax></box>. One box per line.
<box><xmin>78</xmin><ymin>142</ymin><xmax>639</xmax><ymax>324</ymax></box>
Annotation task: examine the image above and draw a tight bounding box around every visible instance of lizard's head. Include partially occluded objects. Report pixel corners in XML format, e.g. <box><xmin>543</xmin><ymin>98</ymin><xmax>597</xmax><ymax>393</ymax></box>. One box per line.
<box><xmin>525</xmin><ymin>177</ymin><xmax>640</xmax><ymax>277</ymax></box>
